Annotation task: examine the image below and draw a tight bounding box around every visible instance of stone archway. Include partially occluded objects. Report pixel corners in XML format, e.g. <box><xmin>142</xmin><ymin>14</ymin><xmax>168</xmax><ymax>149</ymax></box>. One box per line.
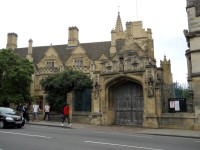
<box><xmin>108</xmin><ymin>80</ymin><xmax>143</xmax><ymax>126</ymax></box>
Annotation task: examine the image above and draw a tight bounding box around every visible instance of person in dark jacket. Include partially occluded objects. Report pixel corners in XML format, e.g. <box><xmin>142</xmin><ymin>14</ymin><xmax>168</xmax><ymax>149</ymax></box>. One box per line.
<box><xmin>16</xmin><ymin>103</ymin><xmax>23</xmax><ymax>116</ymax></box>
<box><xmin>22</xmin><ymin>103</ymin><xmax>30</xmax><ymax>122</ymax></box>
<box><xmin>61</xmin><ymin>103</ymin><xmax>72</xmax><ymax>127</ymax></box>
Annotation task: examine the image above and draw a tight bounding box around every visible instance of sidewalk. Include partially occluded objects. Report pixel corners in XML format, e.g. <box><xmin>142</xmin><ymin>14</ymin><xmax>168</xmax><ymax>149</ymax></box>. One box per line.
<box><xmin>27</xmin><ymin>121</ymin><xmax>200</xmax><ymax>139</ymax></box>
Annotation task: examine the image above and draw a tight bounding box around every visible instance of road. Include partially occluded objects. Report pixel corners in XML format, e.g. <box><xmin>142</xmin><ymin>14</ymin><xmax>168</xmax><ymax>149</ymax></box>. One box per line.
<box><xmin>0</xmin><ymin>124</ymin><xmax>199</xmax><ymax>150</ymax></box>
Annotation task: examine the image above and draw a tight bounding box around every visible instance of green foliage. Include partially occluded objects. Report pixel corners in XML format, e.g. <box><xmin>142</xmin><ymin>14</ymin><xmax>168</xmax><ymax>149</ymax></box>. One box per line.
<box><xmin>173</xmin><ymin>82</ymin><xmax>190</xmax><ymax>99</ymax></box>
<box><xmin>41</xmin><ymin>69</ymin><xmax>93</xmax><ymax>112</ymax></box>
<box><xmin>46</xmin><ymin>93</ymin><xmax>66</xmax><ymax>113</ymax></box>
<box><xmin>0</xmin><ymin>49</ymin><xmax>34</xmax><ymax>106</ymax></box>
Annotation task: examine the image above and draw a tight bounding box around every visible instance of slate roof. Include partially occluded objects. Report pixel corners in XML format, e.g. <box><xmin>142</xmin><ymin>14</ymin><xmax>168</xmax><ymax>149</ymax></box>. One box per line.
<box><xmin>13</xmin><ymin>41</ymin><xmax>113</xmax><ymax>65</ymax></box>
<box><xmin>81</xmin><ymin>41</ymin><xmax>111</xmax><ymax>61</ymax></box>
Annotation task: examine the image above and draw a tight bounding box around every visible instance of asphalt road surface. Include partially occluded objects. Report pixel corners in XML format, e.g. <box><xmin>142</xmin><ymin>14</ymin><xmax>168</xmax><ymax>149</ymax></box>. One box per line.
<box><xmin>0</xmin><ymin>124</ymin><xmax>199</xmax><ymax>150</ymax></box>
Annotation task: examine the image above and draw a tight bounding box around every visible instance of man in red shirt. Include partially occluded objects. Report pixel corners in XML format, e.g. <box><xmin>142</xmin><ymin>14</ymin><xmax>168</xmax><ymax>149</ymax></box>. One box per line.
<box><xmin>61</xmin><ymin>103</ymin><xmax>72</xmax><ymax>127</ymax></box>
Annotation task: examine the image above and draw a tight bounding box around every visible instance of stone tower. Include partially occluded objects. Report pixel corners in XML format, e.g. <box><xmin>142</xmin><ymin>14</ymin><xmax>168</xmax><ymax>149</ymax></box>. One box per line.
<box><xmin>6</xmin><ymin>33</ymin><xmax>18</xmax><ymax>50</ymax></box>
<box><xmin>185</xmin><ymin>0</ymin><xmax>200</xmax><ymax>106</ymax></box>
<box><xmin>184</xmin><ymin>0</ymin><xmax>200</xmax><ymax>129</ymax></box>
<box><xmin>160</xmin><ymin>55</ymin><xmax>173</xmax><ymax>85</ymax></box>
<box><xmin>68</xmin><ymin>26</ymin><xmax>79</xmax><ymax>47</ymax></box>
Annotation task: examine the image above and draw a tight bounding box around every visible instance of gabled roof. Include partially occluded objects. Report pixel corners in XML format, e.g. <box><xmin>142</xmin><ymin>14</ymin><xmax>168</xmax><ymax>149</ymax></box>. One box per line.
<box><xmin>52</xmin><ymin>45</ymin><xmax>74</xmax><ymax>63</ymax></box>
<box><xmin>80</xmin><ymin>41</ymin><xmax>111</xmax><ymax>61</ymax></box>
<box><xmin>13</xmin><ymin>41</ymin><xmax>112</xmax><ymax>64</ymax></box>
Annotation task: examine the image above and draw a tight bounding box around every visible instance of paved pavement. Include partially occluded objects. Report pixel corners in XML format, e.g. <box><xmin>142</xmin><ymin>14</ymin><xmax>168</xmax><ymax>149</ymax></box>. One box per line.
<box><xmin>27</xmin><ymin>121</ymin><xmax>200</xmax><ymax>139</ymax></box>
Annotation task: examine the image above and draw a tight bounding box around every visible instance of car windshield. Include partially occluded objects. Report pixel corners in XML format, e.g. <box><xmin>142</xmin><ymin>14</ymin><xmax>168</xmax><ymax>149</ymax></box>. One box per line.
<box><xmin>0</xmin><ymin>108</ymin><xmax>16</xmax><ymax>115</ymax></box>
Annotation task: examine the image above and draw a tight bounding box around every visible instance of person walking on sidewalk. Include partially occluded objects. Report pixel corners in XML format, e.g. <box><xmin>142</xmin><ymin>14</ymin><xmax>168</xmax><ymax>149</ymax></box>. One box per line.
<box><xmin>61</xmin><ymin>103</ymin><xmax>72</xmax><ymax>127</ymax></box>
<box><xmin>16</xmin><ymin>103</ymin><xmax>23</xmax><ymax>116</ymax></box>
<box><xmin>43</xmin><ymin>103</ymin><xmax>51</xmax><ymax>121</ymax></box>
<box><xmin>22</xmin><ymin>103</ymin><xmax>30</xmax><ymax>122</ymax></box>
<box><xmin>32</xmin><ymin>102</ymin><xmax>39</xmax><ymax>121</ymax></box>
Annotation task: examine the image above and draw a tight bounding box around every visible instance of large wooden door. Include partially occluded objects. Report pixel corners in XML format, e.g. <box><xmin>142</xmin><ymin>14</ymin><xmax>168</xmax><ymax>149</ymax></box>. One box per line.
<box><xmin>109</xmin><ymin>81</ymin><xmax>143</xmax><ymax>126</ymax></box>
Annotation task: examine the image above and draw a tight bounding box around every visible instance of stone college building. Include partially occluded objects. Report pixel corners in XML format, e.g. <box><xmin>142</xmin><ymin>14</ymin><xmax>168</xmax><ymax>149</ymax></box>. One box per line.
<box><xmin>3</xmin><ymin>3</ymin><xmax>200</xmax><ymax>129</ymax></box>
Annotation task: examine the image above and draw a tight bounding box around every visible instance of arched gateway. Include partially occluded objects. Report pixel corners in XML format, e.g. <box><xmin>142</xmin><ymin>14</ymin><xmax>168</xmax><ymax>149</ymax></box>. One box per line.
<box><xmin>108</xmin><ymin>80</ymin><xmax>143</xmax><ymax>126</ymax></box>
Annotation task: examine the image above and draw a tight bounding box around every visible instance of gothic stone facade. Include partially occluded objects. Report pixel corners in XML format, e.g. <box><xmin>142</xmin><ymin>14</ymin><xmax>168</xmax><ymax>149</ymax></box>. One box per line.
<box><xmin>6</xmin><ymin>13</ymin><xmax>174</xmax><ymax>128</ymax></box>
<box><xmin>184</xmin><ymin>0</ymin><xmax>200</xmax><ymax>130</ymax></box>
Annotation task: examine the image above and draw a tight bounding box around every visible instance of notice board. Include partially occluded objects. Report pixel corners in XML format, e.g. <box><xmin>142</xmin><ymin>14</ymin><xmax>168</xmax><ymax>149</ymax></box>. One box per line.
<box><xmin>168</xmin><ymin>98</ymin><xmax>187</xmax><ymax>113</ymax></box>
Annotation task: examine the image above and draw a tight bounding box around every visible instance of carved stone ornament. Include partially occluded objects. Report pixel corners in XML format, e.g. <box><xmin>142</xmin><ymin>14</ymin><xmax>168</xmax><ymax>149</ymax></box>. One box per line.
<box><xmin>147</xmin><ymin>76</ymin><xmax>154</xmax><ymax>97</ymax></box>
<box><xmin>146</xmin><ymin>69</ymin><xmax>154</xmax><ymax>97</ymax></box>
<box><xmin>94</xmin><ymin>82</ymin><xmax>100</xmax><ymax>98</ymax></box>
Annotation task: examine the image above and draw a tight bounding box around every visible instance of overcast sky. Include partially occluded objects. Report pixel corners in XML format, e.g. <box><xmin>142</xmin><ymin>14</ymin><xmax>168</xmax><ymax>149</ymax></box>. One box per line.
<box><xmin>0</xmin><ymin>0</ymin><xmax>188</xmax><ymax>84</ymax></box>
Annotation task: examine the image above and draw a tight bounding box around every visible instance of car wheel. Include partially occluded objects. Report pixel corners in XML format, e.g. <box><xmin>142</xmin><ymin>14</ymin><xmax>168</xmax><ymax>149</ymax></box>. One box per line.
<box><xmin>0</xmin><ymin>120</ymin><xmax>5</xmax><ymax>129</ymax></box>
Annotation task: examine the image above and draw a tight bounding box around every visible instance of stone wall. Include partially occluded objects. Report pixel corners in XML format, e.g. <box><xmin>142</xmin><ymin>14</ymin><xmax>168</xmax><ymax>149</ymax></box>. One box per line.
<box><xmin>159</xmin><ymin>113</ymin><xmax>195</xmax><ymax>129</ymax></box>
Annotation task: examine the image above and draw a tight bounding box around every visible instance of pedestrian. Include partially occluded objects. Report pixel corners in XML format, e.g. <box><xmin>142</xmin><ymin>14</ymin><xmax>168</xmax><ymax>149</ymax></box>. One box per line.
<box><xmin>16</xmin><ymin>103</ymin><xmax>22</xmax><ymax>116</ymax></box>
<box><xmin>43</xmin><ymin>103</ymin><xmax>51</xmax><ymax>121</ymax></box>
<box><xmin>22</xmin><ymin>103</ymin><xmax>30</xmax><ymax>122</ymax></box>
<box><xmin>61</xmin><ymin>103</ymin><xmax>72</xmax><ymax>127</ymax></box>
<box><xmin>32</xmin><ymin>102</ymin><xmax>39</xmax><ymax>121</ymax></box>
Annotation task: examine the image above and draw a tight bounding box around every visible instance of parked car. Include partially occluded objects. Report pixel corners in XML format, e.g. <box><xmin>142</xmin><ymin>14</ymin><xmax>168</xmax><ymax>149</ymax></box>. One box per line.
<box><xmin>0</xmin><ymin>107</ymin><xmax>25</xmax><ymax>129</ymax></box>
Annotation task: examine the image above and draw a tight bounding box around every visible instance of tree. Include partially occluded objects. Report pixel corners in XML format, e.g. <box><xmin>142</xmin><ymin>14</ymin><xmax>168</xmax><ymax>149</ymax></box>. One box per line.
<box><xmin>41</xmin><ymin>69</ymin><xmax>93</xmax><ymax>112</ymax></box>
<box><xmin>173</xmin><ymin>82</ymin><xmax>193</xmax><ymax>112</ymax></box>
<box><xmin>0</xmin><ymin>49</ymin><xmax>34</xmax><ymax>106</ymax></box>
<box><xmin>173</xmin><ymin>82</ymin><xmax>190</xmax><ymax>98</ymax></box>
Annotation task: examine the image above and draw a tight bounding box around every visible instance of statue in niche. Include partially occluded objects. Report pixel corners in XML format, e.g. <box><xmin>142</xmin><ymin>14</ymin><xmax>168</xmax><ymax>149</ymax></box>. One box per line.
<box><xmin>119</xmin><ymin>60</ymin><xmax>123</xmax><ymax>71</ymax></box>
<box><xmin>119</xmin><ymin>55</ymin><xmax>124</xmax><ymax>71</ymax></box>
<box><xmin>148</xmin><ymin>82</ymin><xmax>153</xmax><ymax>96</ymax></box>
<box><xmin>94</xmin><ymin>82</ymin><xmax>100</xmax><ymax>98</ymax></box>
<box><xmin>148</xmin><ymin>76</ymin><xmax>154</xmax><ymax>97</ymax></box>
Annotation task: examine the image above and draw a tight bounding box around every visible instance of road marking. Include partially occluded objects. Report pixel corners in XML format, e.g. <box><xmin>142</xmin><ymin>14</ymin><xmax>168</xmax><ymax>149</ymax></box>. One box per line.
<box><xmin>94</xmin><ymin>131</ymin><xmax>152</xmax><ymax>138</ymax></box>
<box><xmin>30</xmin><ymin>125</ymin><xmax>70</xmax><ymax>131</ymax></box>
<box><xmin>0</xmin><ymin>131</ymin><xmax>51</xmax><ymax>139</ymax></box>
<box><xmin>85</xmin><ymin>141</ymin><xmax>164</xmax><ymax>150</ymax></box>
<box><xmin>194</xmin><ymin>140</ymin><xmax>200</xmax><ymax>142</ymax></box>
